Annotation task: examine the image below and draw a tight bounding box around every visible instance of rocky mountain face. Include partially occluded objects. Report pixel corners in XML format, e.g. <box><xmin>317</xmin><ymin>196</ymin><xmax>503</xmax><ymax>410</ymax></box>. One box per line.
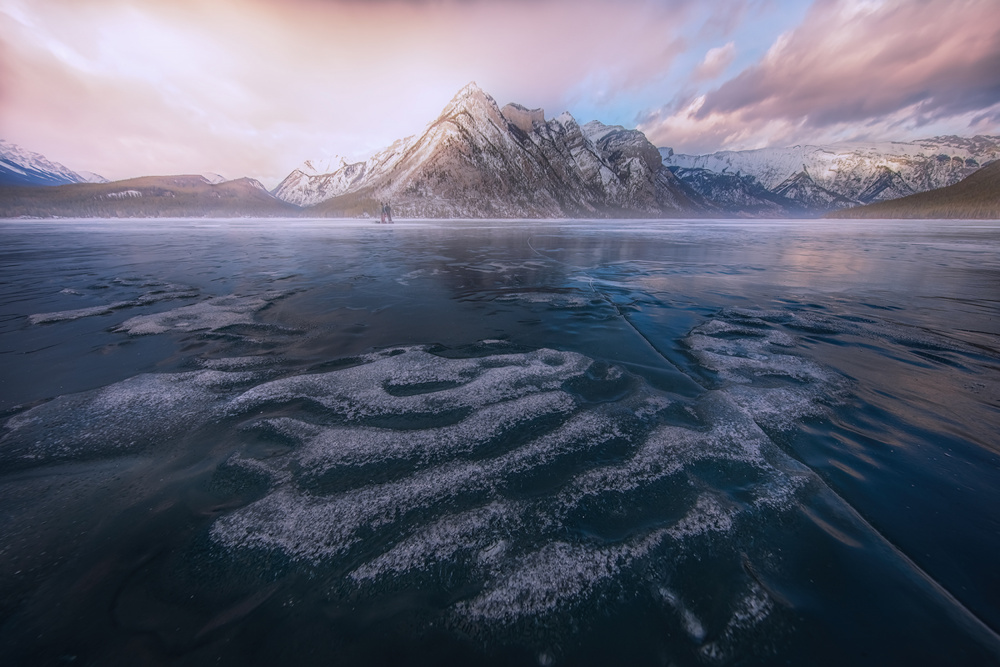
<box><xmin>0</xmin><ymin>139</ymin><xmax>106</xmax><ymax>187</ymax></box>
<box><xmin>0</xmin><ymin>175</ymin><xmax>298</xmax><ymax>218</ymax></box>
<box><xmin>276</xmin><ymin>83</ymin><xmax>707</xmax><ymax>218</ymax></box>
<box><xmin>828</xmin><ymin>160</ymin><xmax>1000</xmax><ymax>220</ymax></box>
<box><xmin>664</xmin><ymin>167</ymin><xmax>799</xmax><ymax>217</ymax></box>
<box><xmin>662</xmin><ymin>136</ymin><xmax>1000</xmax><ymax>216</ymax></box>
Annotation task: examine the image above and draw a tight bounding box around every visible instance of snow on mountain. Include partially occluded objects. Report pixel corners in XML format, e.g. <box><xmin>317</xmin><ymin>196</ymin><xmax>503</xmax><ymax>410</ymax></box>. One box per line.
<box><xmin>0</xmin><ymin>139</ymin><xmax>106</xmax><ymax>187</ymax></box>
<box><xmin>771</xmin><ymin>171</ymin><xmax>858</xmax><ymax>211</ymax></box>
<box><xmin>273</xmin><ymin>135</ymin><xmax>422</xmax><ymax>207</ymax></box>
<box><xmin>829</xmin><ymin>160</ymin><xmax>1000</xmax><ymax>220</ymax></box>
<box><xmin>278</xmin><ymin>83</ymin><xmax>705</xmax><ymax>218</ymax></box>
<box><xmin>298</xmin><ymin>156</ymin><xmax>348</xmax><ymax>177</ymax></box>
<box><xmin>201</xmin><ymin>173</ymin><xmax>228</xmax><ymax>185</ymax></box>
<box><xmin>660</xmin><ymin>136</ymin><xmax>1000</xmax><ymax>214</ymax></box>
<box><xmin>667</xmin><ymin>167</ymin><xmax>798</xmax><ymax>217</ymax></box>
<box><xmin>75</xmin><ymin>171</ymin><xmax>109</xmax><ymax>184</ymax></box>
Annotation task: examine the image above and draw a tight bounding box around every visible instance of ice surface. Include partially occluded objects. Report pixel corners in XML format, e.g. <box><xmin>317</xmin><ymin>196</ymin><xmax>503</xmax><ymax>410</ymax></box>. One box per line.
<box><xmin>227</xmin><ymin>347</ymin><xmax>592</xmax><ymax>421</ymax></box>
<box><xmin>28</xmin><ymin>282</ymin><xmax>198</xmax><ymax>324</ymax></box>
<box><xmin>210</xmin><ymin>408</ymin><xmax>627</xmax><ymax>561</ymax></box>
<box><xmin>29</xmin><ymin>302</ymin><xmax>133</xmax><ymax>324</ymax></box>
<box><xmin>687</xmin><ymin>318</ymin><xmax>833</xmax><ymax>385</ymax></box>
<box><xmin>115</xmin><ymin>293</ymin><xmax>282</xmax><ymax>335</ymax></box>
<box><xmin>268</xmin><ymin>390</ymin><xmax>576</xmax><ymax>471</ymax></box>
<box><xmin>659</xmin><ymin>587</ymin><xmax>707</xmax><ymax>643</ymax></box>
<box><xmin>200</xmin><ymin>356</ymin><xmax>280</xmax><ymax>370</ymax></box>
<box><xmin>698</xmin><ymin>583</ymin><xmax>776</xmax><ymax>663</ymax></box>
<box><xmin>1</xmin><ymin>310</ymin><xmax>847</xmax><ymax>638</ymax></box>
<box><xmin>205</xmin><ymin>336</ymin><xmax>836</xmax><ymax>629</ymax></box>
<box><xmin>0</xmin><ymin>370</ymin><xmax>255</xmax><ymax>465</ymax></box>
<box><xmin>494</xmin><ymin>291</ymin><xmax>594</xmax><ymax>308</ymax></box>
<box><xmin>350</xmin><ymin>502</ymin><xmax>520</xmax><ymax>581</ymax></box>
<box><xmin>455</xmin><ymin>539</ymin><xmax>634</xmax><ymax>621</ymax></box>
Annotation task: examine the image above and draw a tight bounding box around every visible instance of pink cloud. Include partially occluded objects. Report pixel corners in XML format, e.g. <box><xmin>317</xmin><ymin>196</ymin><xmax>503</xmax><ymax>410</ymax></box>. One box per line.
<box><xmin>693</xmin><ymin>42</ymin><xmax>735</xmax><ymax>81</ymax></box>
<box><xmin>642</xmin><ymin>0</ymin><xmax>1000</xmax><ymax>152</ymax></box>
<box><xmin>0</xmin><ymin>0</ymin><xmax>714</xmax><ymax>184</ymax></box>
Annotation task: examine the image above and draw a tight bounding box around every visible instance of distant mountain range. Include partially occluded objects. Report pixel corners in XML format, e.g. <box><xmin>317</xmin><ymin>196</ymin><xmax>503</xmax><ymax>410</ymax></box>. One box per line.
<box><xmin>827</xmin><ymin>159</ymin><xmax>1000</xmax><ymax>219</ymax></box>
<box><xmin>1</xmin><ymin>139</ymin><xmax>106</xmax><ymax>187</ymax></box>
<box><xmin>0</xmin><ymin>175</ymin><xmax>298</xmax><ymax>218</ymax></box>
<box><xmin>662</xmin><ymin>136</ymin><xmax>1000</xmax><ymax>216</ymax></box>
<box><xmin>2</xmin><ymin>84</ymin><xmax>998</xmax><ymax>219</ymax></box>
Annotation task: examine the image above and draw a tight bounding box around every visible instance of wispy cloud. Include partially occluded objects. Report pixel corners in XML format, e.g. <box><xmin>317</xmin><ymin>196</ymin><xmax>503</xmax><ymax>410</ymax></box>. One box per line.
<box><xmin>2</xmin><ymin>0</ymin><xmax>998</xmax><ymax>181</ymax></box>
<box><xmin>0</xmin><ymin>0</ymin><xmax>717</xmax><ymax>183</ymax></box>
<box><xmin>693</xmin><ymin>42</ymin><xmax>736</xmax><ymax>81</ymax></box>
<box><xmin>641</xmin><ymin>0</ymin><xmax>1000</xmax><ymax>152</ymax></box>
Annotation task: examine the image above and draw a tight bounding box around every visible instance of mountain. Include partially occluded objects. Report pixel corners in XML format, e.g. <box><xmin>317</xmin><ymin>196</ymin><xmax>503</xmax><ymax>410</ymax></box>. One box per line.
<box><xmin>827</xmin><ymin>160</ymin><xmax>1000</xmax><ymax>219</ymax></box>
<box><xmin>276</xmin><ymin>83</ymin><xmax>708</xmax><ymax>218</ymax></box>
<box><xmin>666</xmin><ymin>166</ymin><xmax>800</xmax><ymax>217</ymax></box>
<box><xmin>771</xmin><ymin>170</ymin><xmax>858</xmax><ymax>211</ymax></box>
<box><xmin>0</xmin><ymin>175</ymin><xmax>299</xmax><ymax>218</ymax></box>
<box><xmin>0</xmin><ymin>139</ymin><xmax>107</xmax><ymax>186</ymax></box>
<box><xmin>661</xmin><ymin>136</ymin><xmax>1000</xmax><ymax>216</ymax></box>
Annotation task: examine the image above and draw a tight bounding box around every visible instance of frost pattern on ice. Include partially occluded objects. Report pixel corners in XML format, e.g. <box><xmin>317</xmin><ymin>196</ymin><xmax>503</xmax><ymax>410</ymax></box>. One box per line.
<box><xmin>1</xmin><ymin>308</ymin><xmax>850</xmax><ymax>652</ymax></box>
<box><xmin>28</xmin><ymin>281</ymin><xmax>198</xmax><ymax>324</ymax></box>
<box><xmin>0</xmin><ymin>370</ymin><xmax>259</xmax><ymax>464</ymax></box>
<box><xmin>115</xmin><ymin>293</ymin><xmax>285</xmax><ymax>335</ymax></box>
<box><xmin>204</xmin><ymin>332</ymin><xmax>835</xmax><ymax>634</ymax></box>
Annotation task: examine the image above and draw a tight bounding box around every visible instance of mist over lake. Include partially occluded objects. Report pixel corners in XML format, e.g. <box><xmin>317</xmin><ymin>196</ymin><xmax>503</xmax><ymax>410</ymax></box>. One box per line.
<box><xmin>1</xmin><ymin>218</ymin><xmax>998</xmax><ymax>666</ymax></box>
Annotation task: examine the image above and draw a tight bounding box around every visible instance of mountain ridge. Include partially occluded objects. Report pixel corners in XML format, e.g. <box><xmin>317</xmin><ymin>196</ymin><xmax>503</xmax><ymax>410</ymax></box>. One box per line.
<box><xmin>662</xmin><ymin>136</ymin><xmax>1000</xmax><ymax>215</ymax></box>
<box><xmin>0</xmin><ymin>175</ymin><xmax>298</xmax><ymax>218</ymax></box>
<box><xmin>1</xmin><ymin>139</ymin><xmax>107</xmax><ymax>187</ymax></box>
<box><xmin>277</xmin><ymin>82</ymin><xmax>709</xmax><ymax>219</ymax></box>
<box><xmin>827</xmin><ymin>160</ymin><xmax>1000</xmax><ymax>219</ymax></box>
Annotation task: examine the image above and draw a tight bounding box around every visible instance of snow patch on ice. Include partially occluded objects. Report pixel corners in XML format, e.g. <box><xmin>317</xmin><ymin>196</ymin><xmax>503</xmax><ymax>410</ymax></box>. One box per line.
<box><xmin>115</xmin><ymin>293</ymin><xmax>284</xmax><ymax>335</ymax></box>
<box><xmin>28</xmin><ymin>282</ymin><xmax>198</xmax><ymax>324</ymax></box>
<box><xmin>202</xmin><ymin>337</ymin><xmax>834</xmax><ymax>628</ymax></box>
<box><xmin>0</xmin><ymin>370</ymin><xmax>252</xmax><ymax>465</ymax></box>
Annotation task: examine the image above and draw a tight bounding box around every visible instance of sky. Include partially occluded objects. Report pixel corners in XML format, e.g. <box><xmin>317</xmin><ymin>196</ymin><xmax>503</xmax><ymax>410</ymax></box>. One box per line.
<box><xmin>1</xmin><ymin>0</ymin><xmax>998</xmax><ymax>187</ymax></box>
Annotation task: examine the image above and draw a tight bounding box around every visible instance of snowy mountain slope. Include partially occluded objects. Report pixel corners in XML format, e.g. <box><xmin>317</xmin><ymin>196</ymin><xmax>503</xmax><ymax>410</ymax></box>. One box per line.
<box><xmin>0</xmin><ymin>140</ymin><xmax>106</xmax><ymax>186</ymax></box>
<box><xmin>667</xmin><ymin>167</ymin><xmax>800</xmax><ymax>217</ymax></box>
<box><xmin>279</xmin><ymin>83</ymin><xmax>706</xmax><ymax>218</ymax></box>
<box><xmin>273</xmin><ymin>135</ymin><xmax>421</xmax><ymax>207</ymax></box>
<box><xmin>829</xmin><ymin>160</ymin><xmax>1000</xmax><ymax>219</ymax></box>
<box><xmin>772</xmin><ymin>171</ymin><xmax>858</xmax><ymax>211</ymax></box>
<box><xmin>660</xmin><ymin>136</ymin><xmax>1000</xmax><ymax>214</ymax></box>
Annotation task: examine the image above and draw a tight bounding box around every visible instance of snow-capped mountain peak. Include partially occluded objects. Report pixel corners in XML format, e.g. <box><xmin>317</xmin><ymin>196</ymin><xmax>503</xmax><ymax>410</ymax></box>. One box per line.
<box><xmin>438</xmin><ymin>81</ymin><xmax>503</xmax><ymax>123</ymax></box>
<box><xmin>0</xmin><ymin>139</ymin><xmax>105</xmax><ymax>187</ymax></box>
<box><xmin>273</xmin><ymin>83</ymin><xmax>705</xmax><ymax>218</ymax></box>
<box><xmin>662</xmin><ymin>135</ymin><xmax>1000</xmax><ymax>214</ymax></box>
<box><xmin>581</xmin><ymin>120</ymin><xmax>622</xmax><ymax>143</ymax></box>
<box><xmin>451</xmin><ymin>81</ymin><xmax>486</xmax><ymax>101</ymax></box>
<box><xmin>76</xmin><ymin>171</ymin><xmax>109</xmax><ymax>184</ymax></box>
<box><xmin>297</xmin><ymin>157</ymin><xmax>349</xmax><ymax>177</ymax></box>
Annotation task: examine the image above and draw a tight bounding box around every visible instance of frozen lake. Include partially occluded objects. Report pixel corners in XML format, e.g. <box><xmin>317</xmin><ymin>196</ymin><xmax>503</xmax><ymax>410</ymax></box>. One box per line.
<box><xmin>1</xmin><ymin>218</ymin><xmax>998</xmax><ymax>665</ymax></box>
